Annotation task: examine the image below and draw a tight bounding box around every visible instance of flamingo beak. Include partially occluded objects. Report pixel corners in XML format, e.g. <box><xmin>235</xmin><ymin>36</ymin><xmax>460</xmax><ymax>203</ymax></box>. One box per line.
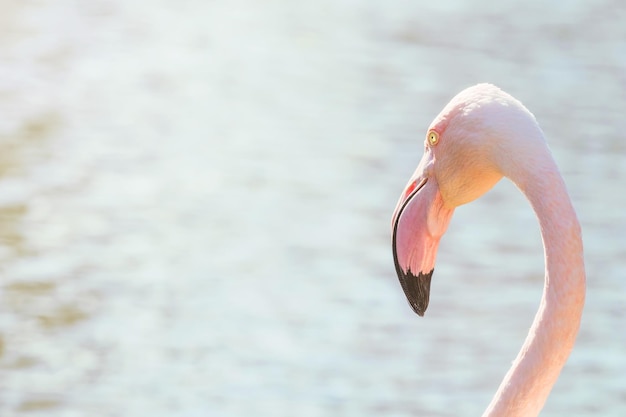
<box><xmin>391</xmin><ymin>167</ymin><xmax>454</xmax><ymax>316</ymax></box>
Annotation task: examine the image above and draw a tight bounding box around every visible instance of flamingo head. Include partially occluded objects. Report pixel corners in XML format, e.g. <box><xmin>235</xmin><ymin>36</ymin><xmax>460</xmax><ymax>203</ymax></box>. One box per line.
<box><xmin>392</xmin><ymin>83</ymin><xmax>544</xmax><ymax>316</ymax></box>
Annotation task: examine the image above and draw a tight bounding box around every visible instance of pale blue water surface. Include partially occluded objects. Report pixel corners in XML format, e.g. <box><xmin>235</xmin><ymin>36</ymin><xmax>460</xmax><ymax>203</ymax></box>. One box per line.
<box><xmin>0</xmin><ymin>1</ymin><xmax>624</xmax><ymax>416</ymax></box>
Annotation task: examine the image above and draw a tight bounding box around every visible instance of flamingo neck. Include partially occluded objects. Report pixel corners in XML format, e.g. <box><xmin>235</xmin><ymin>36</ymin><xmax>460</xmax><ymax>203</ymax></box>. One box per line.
<box><xmin>482</xmin><ymin>158</ymin><xmax>586</xmax><ymax>417</ymax></box>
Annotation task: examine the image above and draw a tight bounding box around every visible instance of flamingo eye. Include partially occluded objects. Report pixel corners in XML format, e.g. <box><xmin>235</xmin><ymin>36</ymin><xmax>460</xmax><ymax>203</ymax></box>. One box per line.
<box><xmin>427</xmin><ymin>130</ymin><xmax>439</xmax><ymax>146</ymax></box>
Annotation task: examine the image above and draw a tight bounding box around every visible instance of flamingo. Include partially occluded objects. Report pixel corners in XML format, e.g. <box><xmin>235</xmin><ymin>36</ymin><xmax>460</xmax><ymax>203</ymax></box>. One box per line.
<box><xmin>391</xmin><ymin>84</ymin><xmax>585</xmax><ymax>417</ymax></box>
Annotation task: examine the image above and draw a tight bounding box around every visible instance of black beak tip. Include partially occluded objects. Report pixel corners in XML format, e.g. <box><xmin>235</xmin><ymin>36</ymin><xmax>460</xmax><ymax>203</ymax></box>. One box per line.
<box><xmin>397</xmin><ymin>269</ymin><xmax>433</xmax><ymax>317</ymax></box>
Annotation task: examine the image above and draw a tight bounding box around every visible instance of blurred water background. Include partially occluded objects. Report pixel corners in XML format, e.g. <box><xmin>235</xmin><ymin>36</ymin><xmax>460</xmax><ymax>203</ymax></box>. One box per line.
<box><xmin>0</xmin><ymin>1</ymin><xmax>624</xmax><ymax>416</ymax></box>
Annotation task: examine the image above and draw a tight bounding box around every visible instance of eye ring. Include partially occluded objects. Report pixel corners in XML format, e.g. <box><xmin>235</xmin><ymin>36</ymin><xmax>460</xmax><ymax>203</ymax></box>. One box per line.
<box><xmin>427</xmin><ymin>130</ymin><xmax>439</xmax><ymax>146</ymax></box>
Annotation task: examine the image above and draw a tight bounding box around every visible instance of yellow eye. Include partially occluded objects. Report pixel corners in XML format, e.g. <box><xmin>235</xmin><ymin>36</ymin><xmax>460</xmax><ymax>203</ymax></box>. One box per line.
<box><xmin>427</xmin><ymin>130</ymin><xmax>439</xmax><ymax>146</ymax></box>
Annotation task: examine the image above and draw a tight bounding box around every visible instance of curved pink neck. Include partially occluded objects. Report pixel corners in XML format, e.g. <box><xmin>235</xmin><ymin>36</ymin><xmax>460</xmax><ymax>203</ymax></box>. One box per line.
<box><xmin>482</xmin><ymin>158</ymin><xmax>586</xmax><ymax>417</ymax></box>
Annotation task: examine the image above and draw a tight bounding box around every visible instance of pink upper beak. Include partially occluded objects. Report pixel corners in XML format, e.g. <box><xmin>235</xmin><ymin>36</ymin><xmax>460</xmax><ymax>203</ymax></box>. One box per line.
<box><xmin>392</xmin><ymin>160</ymin><xmax>454</xmax><ymax>316</ymax></box>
